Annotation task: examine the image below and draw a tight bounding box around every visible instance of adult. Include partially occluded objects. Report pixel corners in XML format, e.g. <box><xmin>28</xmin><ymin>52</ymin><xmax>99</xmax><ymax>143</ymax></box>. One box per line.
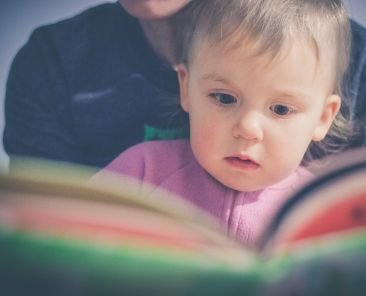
<box><xmin>3</xmin><ymin>0</ymin><xmax>366</xmax><ymax>170</ymax></box>
<box><xmin>3</xmin><ymin>0</ymin><xmax>191</xmax><ymax>170</ymax></box>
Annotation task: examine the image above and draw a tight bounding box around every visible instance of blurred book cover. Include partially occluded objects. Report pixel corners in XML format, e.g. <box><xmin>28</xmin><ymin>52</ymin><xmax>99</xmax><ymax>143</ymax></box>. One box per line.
<box><xmin>0</xmin><ymin>147</ymin><xmax>366</xmax><ymax>296</ymax></box>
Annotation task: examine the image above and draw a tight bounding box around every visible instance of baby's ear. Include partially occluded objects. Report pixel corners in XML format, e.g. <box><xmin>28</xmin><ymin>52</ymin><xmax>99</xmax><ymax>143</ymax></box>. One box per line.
<box><xmin>312</xmin><ymin>94</ymin><xmax>341</xmax><ymax>141</ymax></box>
<box><xmin>175</xmin><ymin>64</ymin><xmax>190</xmax><ymax>112</ymax></box>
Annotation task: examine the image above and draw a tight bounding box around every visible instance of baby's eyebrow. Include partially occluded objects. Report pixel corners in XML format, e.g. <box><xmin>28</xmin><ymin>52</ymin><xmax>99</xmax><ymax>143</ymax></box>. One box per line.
<box><xmin>199</xmin><ymin>73</ymin><xmax>230</xmax><ymax>84</ymax></box>
<box><xmin>273</xmin><ymin>89</ymin><xmax>310</xmax><ymax>101</ymax></box>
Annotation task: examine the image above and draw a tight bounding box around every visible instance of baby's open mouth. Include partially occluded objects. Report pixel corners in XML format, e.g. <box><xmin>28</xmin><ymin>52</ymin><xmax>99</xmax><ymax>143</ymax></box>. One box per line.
<box><xmin>225</xmin><ymin>156</ymin><xmax>259</xmax><ymax>170</ymax></box>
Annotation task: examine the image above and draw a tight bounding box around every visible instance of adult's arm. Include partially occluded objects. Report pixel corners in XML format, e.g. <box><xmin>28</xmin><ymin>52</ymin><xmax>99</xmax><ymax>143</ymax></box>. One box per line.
<box><xmin>3</xmin><ymin>28</ymin><xmax>79</xmax><ymax>171</ymax></box>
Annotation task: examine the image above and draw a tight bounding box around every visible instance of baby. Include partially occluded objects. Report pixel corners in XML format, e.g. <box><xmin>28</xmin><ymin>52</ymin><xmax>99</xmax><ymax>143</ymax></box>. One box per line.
<box><xmin>93</xmin><ymin>0</ymin><xmax>354</xmax><ymax>245</ymax></box>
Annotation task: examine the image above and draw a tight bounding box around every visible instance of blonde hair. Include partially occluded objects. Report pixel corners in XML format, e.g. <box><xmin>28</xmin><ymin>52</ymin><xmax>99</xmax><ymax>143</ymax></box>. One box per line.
<box><xmin>173</xmin><ymin>0</ymin><xmax>354</xmax><ymax>163</ymax></box>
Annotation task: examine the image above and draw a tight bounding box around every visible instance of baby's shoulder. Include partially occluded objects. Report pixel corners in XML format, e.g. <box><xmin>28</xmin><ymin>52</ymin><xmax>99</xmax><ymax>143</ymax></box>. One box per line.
<box><xmin>119</xmin><ymin>139</ymin><xmax>194</xmax><ymax>184</ymax></box>
<box><xmin>126</xmin><ymin>139</ymin><xmax>190</xmax><ymax>157</ymax></box>
<box><xmin>120</xmin><ymin>139</ymin><xmax>193</xmax><ymax>168</ymax></box>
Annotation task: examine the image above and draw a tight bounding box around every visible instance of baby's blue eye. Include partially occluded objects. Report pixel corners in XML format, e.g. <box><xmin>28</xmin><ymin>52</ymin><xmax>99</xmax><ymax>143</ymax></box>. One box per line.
<box><xmin>270</xmin><ymin>104</ymin><xmax>294</xmax><ymax>116</ymax></box>
<box><xmin>210</xmin><ymin>93</ymin><xmax>237</xmax><ymax>105</ymax></box>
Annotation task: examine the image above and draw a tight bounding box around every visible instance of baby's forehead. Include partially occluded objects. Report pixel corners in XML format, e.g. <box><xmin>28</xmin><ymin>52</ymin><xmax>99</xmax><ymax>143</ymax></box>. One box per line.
<box><xmin>190</xmin><ymin>32</ymin><xmax>337</xmax><ymax>89</ymax></box>
<box><xmin>193</xmin><ymin>31</ymin><xmax>329</xmax><ymax>66</ymax></box>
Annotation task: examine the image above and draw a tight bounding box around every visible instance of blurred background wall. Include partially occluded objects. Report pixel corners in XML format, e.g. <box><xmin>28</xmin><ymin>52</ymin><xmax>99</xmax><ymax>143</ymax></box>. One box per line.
<box><xmin>0</xmin><ymin>0</ymin><xmax>365</xmax><ymax>171</ymax></box>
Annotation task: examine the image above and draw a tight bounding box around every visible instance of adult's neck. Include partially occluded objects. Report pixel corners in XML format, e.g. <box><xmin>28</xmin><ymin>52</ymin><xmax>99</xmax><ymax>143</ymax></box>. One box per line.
<box><xmin>139</xmin><ymin>18</ymin><xmax>176</xmax><ymax>67</ymax></box>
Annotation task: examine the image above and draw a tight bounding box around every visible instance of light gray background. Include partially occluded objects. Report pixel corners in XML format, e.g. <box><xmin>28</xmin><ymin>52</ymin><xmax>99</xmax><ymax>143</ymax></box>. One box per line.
<box><xmin>0</xmin><ymin>0</ymin><xmax>365</xmax><ymax>171</ymax></box>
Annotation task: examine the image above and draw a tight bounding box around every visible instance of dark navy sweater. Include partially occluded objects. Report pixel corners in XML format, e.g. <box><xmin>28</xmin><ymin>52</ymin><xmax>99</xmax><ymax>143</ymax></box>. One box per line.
<box><xmin>4</xmin><ymin>2</ymin><xmax>187</xmax><ymax>169</ymax></box>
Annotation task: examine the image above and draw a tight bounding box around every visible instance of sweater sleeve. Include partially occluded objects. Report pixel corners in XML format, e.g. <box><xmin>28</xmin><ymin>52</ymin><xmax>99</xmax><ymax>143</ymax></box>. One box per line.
<box><xmin>347</xmin><ymin>20</ymin><xmax>366</xmax><ymax>146</ymax></box>
<box><xmin>3</xmin><ymin>27</ymin><xmax>78</xmax><ymax>170</ymax></box>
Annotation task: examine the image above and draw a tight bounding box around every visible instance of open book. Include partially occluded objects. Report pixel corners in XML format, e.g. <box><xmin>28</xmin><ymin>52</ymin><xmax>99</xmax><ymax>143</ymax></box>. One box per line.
<box><xmin>0</xmin><ymin>147</ymin><xmax>366</xmax><ymax>295</ymax></box>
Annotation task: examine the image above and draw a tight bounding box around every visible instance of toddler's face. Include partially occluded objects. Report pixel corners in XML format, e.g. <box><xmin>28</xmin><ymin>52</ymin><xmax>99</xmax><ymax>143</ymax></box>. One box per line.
<box><xmin>120</xmin><ymin>0</ymin><xmax>191</xmax><ymax>20</ymax></box>
<box><xmin>177</xmin><ymin>38</ymin><xmax>340</xmax><ymax>191</ymax></box>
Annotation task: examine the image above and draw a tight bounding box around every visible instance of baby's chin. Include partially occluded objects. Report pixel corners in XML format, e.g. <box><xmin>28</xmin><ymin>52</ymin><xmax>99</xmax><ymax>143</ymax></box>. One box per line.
<box><xmin>215</xmin><ymin>174</ymin><xmax>289</xmax><ymax>192</ymax></box>
<box><xmin>216</xmin><ymin>177</ymin><xmax>269</xmax><ymax>192</ymax></box>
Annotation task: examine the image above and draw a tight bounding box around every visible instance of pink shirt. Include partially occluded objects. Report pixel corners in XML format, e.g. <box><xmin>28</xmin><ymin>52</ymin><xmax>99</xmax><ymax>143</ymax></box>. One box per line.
<box><xmin>93</xmin><ymin>139</ymin><xmax>313</xmax><ymax>245</ymax></box>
